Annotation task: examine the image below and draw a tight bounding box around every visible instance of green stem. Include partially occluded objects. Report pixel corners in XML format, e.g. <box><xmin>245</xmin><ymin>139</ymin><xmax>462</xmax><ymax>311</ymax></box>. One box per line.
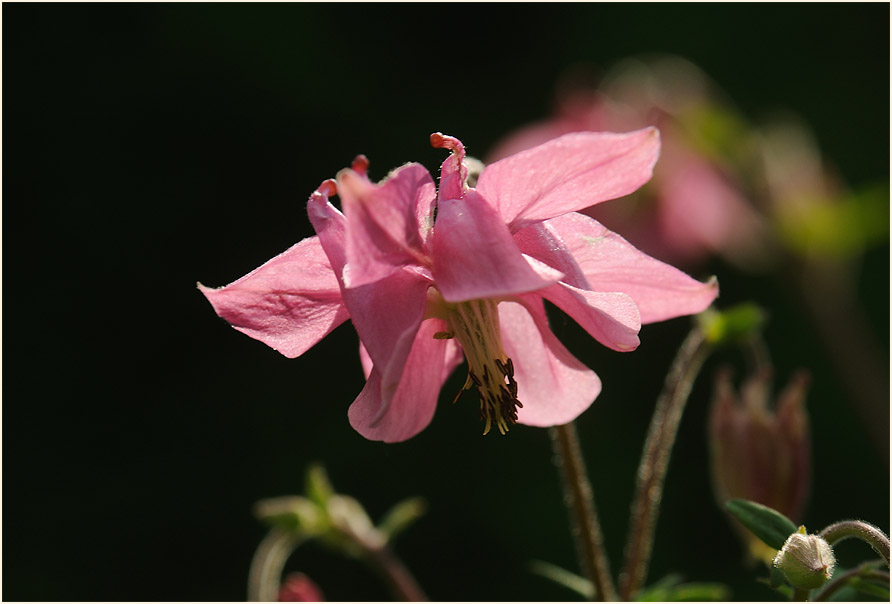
<box><xmin>247</xmin><ymin>527</ymin><xmax>304</xmax><ymax>602</ymax></box>
<box><xmin>550</xmin><ymin>422</ymin><xmax>619</xmax><ymax>601</ymax></box>
<box><xmin>618</xmin><ymin>327</ymin><xmax>712</xmax><ymax>601</ymax></box>
<box><xmin>819</xmin><ymin>520</ymin><xmax>890</xmax><ymax>565</ymax></box>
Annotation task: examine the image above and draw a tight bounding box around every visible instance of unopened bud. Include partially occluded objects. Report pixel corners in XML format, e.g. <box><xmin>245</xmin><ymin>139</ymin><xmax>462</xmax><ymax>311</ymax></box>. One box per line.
<box><xmin>278</xmin><ymin>572</ymin><xmax>325</xmax><ymax>602</ymax></box>
<box><xmin>709</xmin><ymin>367</ymin><xmax>811</xmax><ymax>563</ymax></box>
<box><xmin>773</xmin><ymin>527</ymin><xmax>836</xmax><ymax>590</ymax></box>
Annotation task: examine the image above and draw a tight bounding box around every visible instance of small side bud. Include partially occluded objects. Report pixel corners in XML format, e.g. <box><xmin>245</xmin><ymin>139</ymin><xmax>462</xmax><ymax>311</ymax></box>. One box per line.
<box><xmin>698</xmin><ymin>303</ymin><xmax>766</xmax><ymax>346</ymax></box>
<box><xmin>773</xmin><ymin>527</ymin><xmax>836</xmax><ymax>590</ymax></box>
<box><xmin>278</xmin><ymin>572</ymin><xmax>325</xmax><ymax>602</ymax></box>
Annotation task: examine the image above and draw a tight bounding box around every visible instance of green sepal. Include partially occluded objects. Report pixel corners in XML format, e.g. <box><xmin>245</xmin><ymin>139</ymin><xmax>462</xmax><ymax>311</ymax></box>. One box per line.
<box><xmin>725</xmin><ymin>499</ymin><xmax>799</xmax><ymax>550</ymax></box>
<box><xmin>305</xmin><ymin>463</ymin><xmax>335</xmax><ymax>507</ymax></box>
<box><xmin>769</xmin><ymin>564</ymin><xmax>788</xmax><ymax>589</ymax></box>
<box><xmin>698</xmin><ymin>304</ymin><xmax>766</xmax><ymax>346</ymax></box>
<box><xmin>377</xmin><ymin>496</ymin><xmax>427</xmax><ymax>541</ymax></box>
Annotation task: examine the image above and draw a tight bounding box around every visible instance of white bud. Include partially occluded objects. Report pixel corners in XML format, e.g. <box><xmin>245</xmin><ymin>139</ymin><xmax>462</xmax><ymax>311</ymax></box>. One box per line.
<box><xmin>773</xmin><ymin>526</ymin><xmax>836</xmax><ymax>590</ymax></box>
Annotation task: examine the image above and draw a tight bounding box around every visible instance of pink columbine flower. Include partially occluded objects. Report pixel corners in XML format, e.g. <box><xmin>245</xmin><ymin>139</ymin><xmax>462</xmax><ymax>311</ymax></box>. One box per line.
<box><xmin>199</xmin><ymin>130</ymin><xmax>718</xmax><ymax>442</ymax></box>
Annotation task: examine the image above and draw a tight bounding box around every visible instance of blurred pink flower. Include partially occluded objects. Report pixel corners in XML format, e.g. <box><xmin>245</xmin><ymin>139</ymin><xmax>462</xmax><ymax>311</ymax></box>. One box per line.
<box><xmin>200</xmin><ymin>130</ymin><xmax>717</xmax><ymax>442</ymax></box>
<box><xmin>488</xmin><ymin>58</ymin><xmax>770</xmax><ymax>268</ymax></box>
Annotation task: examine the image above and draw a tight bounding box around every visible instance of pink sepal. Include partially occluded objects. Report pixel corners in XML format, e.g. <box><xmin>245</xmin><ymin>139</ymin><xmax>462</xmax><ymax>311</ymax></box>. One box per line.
<box><xmin>545</xmin><ymin>212</ymin><xmax>719</xmax><ymax>323</ymax></box>
<box><xmin>477</xmin><ymin>128</ymin><xmax>660</xmax><ymax>232</ymax></box>
<box><xmin>198</xmin><ymin>236</ymin><xmax>349</xmax><ymax>358</ymax></box>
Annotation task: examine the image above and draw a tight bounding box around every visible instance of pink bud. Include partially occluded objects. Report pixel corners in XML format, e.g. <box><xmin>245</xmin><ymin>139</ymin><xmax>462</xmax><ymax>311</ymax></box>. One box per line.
<box><xmin>278</xmin><ymin>572</ymin><xmax>324</xmax><ymax>602</ymax></box>
<box><xmin>709</xmin><ymin>367</ymin><xmax>812</xmax><ymax>562</ymax></box>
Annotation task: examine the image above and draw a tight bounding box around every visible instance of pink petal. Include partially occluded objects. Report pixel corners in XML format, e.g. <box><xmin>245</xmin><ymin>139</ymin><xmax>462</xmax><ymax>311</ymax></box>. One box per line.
<box><xmin>431</xmin><ymin>189</ymin><xmax>563</xmax><ymax>302</ymax></box>
<box><xmin>310</xmin><ymin>179</ymin><xmax>434</xmax><ymax>398</ymax></box>
<box><xmin>476</xmin><ymin>128</ymin><xmax>660</xmax><ymax>232</ymax></box>
<box><xmin>544</xmin><ymin>212</ymin><xmax>718</xmax><ymax>324</ymax></box>
<box><xmin>538</xmin><ymin>283</ymin><xmax>640</xmax><ymax>352</ymax></box>
<box><xmin>198</xmin><ymin>235</ymin><xmax>349</xmax><ymax>358</ymax></box>
<box><xmin>338</xmin><ymin>163</ymin><xmax>436</xmax><ymax>288</ymax></box>
<box><xmin>499</xmin><ymin>299</ymin><xmax>601</xmax><ymax>427</ymax></box>
<box><xmin>348</xmin><ymin>318</ymin><xmax>463</xmax><ymax>442</ymax></box>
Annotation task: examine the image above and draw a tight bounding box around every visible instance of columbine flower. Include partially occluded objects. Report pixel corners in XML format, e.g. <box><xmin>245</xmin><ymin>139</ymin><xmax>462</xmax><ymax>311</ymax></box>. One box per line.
<box><xmin>199</xmin><ymin>130</ymin><xmax>718</xmax><ymax>442</ymax></box>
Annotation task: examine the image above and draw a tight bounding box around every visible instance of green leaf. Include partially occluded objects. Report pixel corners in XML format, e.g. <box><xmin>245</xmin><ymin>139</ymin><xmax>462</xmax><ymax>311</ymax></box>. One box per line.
<box><xmin>637</xmin><ymin>575</ymin><xmax>730</xmax><ymax>601</ymax></box>
<box><xmin>529</xmin><ymin>560</ymin><xmax>595</xmax><ymax>600</ymax></box>
<box><xmin>725</xmin><ymin>499</ymin><xmax>799</xmax><ymax>550</ymax></box>
<box><xmin>848</xmin><ymin>578</ymin><xmax>891</xmax><ymax>600</ymax></box>
<box><xmin>377</xmin><ymin>496</ymin><xmax>427</xmax><ymax>541</ymax></box>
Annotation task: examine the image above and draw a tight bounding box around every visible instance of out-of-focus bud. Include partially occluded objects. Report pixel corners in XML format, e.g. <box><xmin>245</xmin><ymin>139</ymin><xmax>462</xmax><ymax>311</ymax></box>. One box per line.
<box><xmin>254</xmin><ymin>496</ymin><xmax>326</xmax><ymax>536</ymax></box>
<box><xmin>759</xmin><ymin>117</ymin><xmax>889</xmax><ymax>261</ymax></box>
<box><xmin>323</xmin><ymin>494</ymin><xmax>385</xmax><ymax>556</ymax></box>
<box><xmin>709</xmin><ymin>367</ymin><xmax>812</xmax><ymax>563</ymax></box>
<box><xmin>773</xmin><ymin>526</ymin><xmax>836</xmax><ymax>590</ymax></box>
<box><xmin>278</xmin><ymin>572</ymin><xmax>325</xmax><ymax>602</ymax></box>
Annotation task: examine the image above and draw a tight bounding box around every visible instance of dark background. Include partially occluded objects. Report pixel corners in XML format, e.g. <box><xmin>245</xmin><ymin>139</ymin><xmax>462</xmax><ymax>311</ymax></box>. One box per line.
<box><xmin>4</xmin><ymin>3</ymin><xmax>889</xmax><ymax>601</ymax></box>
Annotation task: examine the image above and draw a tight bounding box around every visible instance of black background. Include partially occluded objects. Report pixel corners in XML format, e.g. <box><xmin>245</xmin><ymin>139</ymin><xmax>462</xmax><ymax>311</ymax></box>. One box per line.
<box><xmin>4</xmin><ymin>3</ymin><xmax>889</xmax><ymax>601</ymax></box>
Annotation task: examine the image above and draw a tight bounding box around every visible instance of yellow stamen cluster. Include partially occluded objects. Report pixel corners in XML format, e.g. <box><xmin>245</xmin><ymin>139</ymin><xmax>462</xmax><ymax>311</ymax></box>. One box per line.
<box><xmin>444</xmin><ymin>298</ymin><xmax>523</xmax><ymax>435</ymax></box>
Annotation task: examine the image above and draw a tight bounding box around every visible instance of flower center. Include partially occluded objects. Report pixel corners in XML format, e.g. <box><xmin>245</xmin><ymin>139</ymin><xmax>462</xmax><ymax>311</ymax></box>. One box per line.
<box><xmin>443</xmin><ymin>298</ymin><xmax>523</xmax><ymax>435</ymax></box>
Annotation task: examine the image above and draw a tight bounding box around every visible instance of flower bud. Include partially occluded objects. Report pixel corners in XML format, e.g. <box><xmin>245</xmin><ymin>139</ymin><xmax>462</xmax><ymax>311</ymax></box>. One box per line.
<box><xmin>709</xmin><ymin>367</ymin><xmax>811</xmax><ymax>562</ymax></box>
<box><xmin>773</xmin><ymin>527</ymin><xmax>836</xmax><ymax>590</ymax></box>
<box><xmin>278</xmin><ymin>572</ymin><xmax>325</xmax><ymax>602</ymax></box>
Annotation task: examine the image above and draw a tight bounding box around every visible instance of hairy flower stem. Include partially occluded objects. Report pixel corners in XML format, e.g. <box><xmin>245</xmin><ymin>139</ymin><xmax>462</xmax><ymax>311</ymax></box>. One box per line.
<box><xmin>819</xmin><ymin>520</ymin><xmax>891</xmax><ymax>565</ymax></box>
<box><xmin>247</xmin><ymin>527</ymin><xmax>304</xmax><ymax>601</ymax></box>
<box><xmin>813</xmin><ymin>561</ymin><xmax>890</xmax><ymax>602</ymax></box>
<box><xmin>360</xmin><ymin>542</ymin><xmax>428</xmax><ymax>602</ymax></box>
<box><xmin>618</xmin><ymin>327</ymin><xmax>712</xmax><ymax>601</ymax></box>
<box><xmin>550</xmin><ymin>422</ymin><xmax>619</xmax><ymax>601</ymax></box>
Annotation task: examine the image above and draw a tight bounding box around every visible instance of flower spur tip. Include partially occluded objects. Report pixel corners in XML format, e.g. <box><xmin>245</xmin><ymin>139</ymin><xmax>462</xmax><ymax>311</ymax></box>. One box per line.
<box><xmin>430</xmin><ymin>132</ymin><xmax>464</xmax><ymax>153</ymax></box>
<box><xmin>314</xmin><ymin>178</ymin><xmax>338</xmax><ymax>198</ymax></box>
<box><xmin>351</xmin><ymin>154</ymin><xmax>370</xmax><ymax>176</ymax></box>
